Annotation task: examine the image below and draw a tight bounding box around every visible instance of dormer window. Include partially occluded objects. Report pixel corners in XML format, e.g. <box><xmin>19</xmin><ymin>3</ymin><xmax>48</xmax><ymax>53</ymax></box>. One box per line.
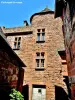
<box><xmin>13</xmin><ymin>37</ymin><xmax>21</xmax><ymax>50</ymax></box>
<box><xmin>37</xmin><ymin>29</ymin><xmax>45</xmax><ymax>42</ymax></box>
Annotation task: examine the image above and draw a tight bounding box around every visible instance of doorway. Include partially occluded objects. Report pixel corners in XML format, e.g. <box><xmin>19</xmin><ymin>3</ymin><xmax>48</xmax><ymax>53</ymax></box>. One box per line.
<box><xmin>32</xmin><ymin>85</ymin><xmax>46</xmax><ymax>100</ymax></box>
<box><xmin>22</xmin><ymin>85</ymin><xmax>29</xmax><ymax>100</ymax></box>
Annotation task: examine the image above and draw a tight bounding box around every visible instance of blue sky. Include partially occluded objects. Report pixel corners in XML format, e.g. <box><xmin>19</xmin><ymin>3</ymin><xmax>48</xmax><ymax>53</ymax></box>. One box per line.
<box><xmin>0</xmin><ymin>0</ymin><xmax>55</xmax><ymax>28</ymax></box>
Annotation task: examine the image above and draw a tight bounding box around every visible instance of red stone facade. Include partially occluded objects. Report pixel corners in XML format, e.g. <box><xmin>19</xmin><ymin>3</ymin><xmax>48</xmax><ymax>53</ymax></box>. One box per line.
<box><xmin>0</xmin><ymin>30</ymin><xmax>25</xmax><ymax>99</ymax></box>
<box><xmin>55</xmin><ymin>0</ymin><xmax>75</xmax><ymax>100</ymax></box>
<box><xmin>0</xmin><ymin>49</ymin><xmax>24</xmax><ymax>99</ymax></box>
<box><xmin>1</xmin><ymin>8</ymin><xmax>68</xmax><ymax>100</ymax></box>
<box><xmin>0</xmin><ymin>50</ymin><xmax>19</xmax><ymax>88</ymax></box>
<box><xmin>62</xmin><ymin>2</ymin><xmax>75</xmax><ymax>100</ymax></box>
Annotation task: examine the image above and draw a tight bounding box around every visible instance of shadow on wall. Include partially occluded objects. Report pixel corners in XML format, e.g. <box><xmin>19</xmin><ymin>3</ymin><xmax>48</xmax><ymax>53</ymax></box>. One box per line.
<box><xmin>0</xmin><ymin>80</ymin><xmax>11</xmax><ymax>100</ymax></box>
<box><xmin>55</xmin><ymin>85</ymin><xmax>69</xmax><ymax>100</ymax></box>
<box><xmin>22</xmin><ymin>85</ymin><xmax>29</xmax><ymax>100</ymax></box>
<box><xmin>55</xmin><ymin>76</ymin><xmax>71</xmax><ymax>100</ymax></box>
<box><xmin>63</xmin><ymin>76</ymin><xmax>71</xmax><ymax>99</ymax></box>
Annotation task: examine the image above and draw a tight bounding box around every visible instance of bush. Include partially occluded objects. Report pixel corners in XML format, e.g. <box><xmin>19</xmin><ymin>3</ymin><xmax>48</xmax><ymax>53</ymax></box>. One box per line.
<box><xmin>9</xmin><ymin>89</ymin><xmax>24</xmax><ymax>100</ymax></box>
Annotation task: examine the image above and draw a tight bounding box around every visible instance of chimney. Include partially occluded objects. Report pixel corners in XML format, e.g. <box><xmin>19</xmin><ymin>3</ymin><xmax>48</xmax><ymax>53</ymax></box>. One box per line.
<box><xmin>1</xmin><ymin>26</ymin><xmax>5</xmax><ymax>29</ymax></box>
<box><xmin>24</xmin><ymin>20</ymin><xmax>28</xmax><ymax>26</ymax></box>
<box><xmin>1</xmin><ymin>26</ymin><xmax>5</xmax><ymax>32</ymax></box>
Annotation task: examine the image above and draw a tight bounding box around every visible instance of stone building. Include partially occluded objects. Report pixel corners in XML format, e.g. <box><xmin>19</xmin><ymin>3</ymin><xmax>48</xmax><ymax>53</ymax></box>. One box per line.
<box><xmin>0</xmin><ymin>28</ymin><xmax>25</xmax><ymax>100</ymax></box>
<box><xmin>2</xmin><ymin>7</ymin><xmax>68</xmax><ymax>100</ymax></box>
<box><xmin>55</xmin><ymin>0</ymin><xmax>75</xmax><ymax>100</ymax></box>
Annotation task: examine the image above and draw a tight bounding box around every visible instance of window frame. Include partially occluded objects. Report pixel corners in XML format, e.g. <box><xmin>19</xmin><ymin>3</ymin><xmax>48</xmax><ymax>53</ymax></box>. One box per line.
<box><xmin>13</xmin><ymin>37</ymin><xmax>21</xmax><ymax>50</ymax></box>
<box><xmin>36</xmin><ymin>29</ymin><xmax>45</xmax><ymax>43</ymax></box>
<box><xmin>36</xmin><ymin>52</ymin><xmax>45</xmax><ymax>70</ymax></box>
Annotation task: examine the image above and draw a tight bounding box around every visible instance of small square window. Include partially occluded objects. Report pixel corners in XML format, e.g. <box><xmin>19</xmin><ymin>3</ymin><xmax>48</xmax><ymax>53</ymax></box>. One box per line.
<box><xmin>18</xmin><ymin>37</ymin><xmax>21</xmax><ymax>41</ymax></box>
<box><xmin>37</xmin><ymin>29</ymin><xmax>41</xmax><ymax>32</ymax></box>
<box><xmin>41</xmin><ymin>52</ymin><xmax>44</xmax><ymax>58</ymax></box>
<box><xmin>15</xmin><ymin>37</ymin><xmax>17</xmax><ymax>41</ymax></box>
<box><xmin>38</xmin><ymin>89</ymin><xmax>42</xmax><ymax>93</ymax></box>
<box><xmin>36</xmin><ymin>52</ymin><xmax>40</xmax><ymax>57</ymax></box>
<box><xmin>42</xmin><ymin>29</ymin><xmax>45</xmax><ymax>32</ymax></box>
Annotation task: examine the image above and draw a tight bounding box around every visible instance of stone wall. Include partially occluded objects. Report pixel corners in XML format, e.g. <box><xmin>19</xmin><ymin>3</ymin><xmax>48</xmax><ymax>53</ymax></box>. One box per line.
<box><xmin>62</xmin><ymin>1</ymin><xmax>75</xmax><ymax>100</ymax></box>
<box><xmin>0</xmin><ymin>50</ymin><xmax>19</xmax><ymax>89</ymax></box>
<box><xmin>2</xmin><ymin>12</ymin><xmax>68</xmax><ymax>100</ymax></box>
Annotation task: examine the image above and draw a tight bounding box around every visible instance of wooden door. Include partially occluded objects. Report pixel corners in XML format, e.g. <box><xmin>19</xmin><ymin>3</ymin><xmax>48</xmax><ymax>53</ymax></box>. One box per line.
<box><xmin>32</xmin><ymin>86</ymin><xmax>46</xmax><ymax>100</ymax></box>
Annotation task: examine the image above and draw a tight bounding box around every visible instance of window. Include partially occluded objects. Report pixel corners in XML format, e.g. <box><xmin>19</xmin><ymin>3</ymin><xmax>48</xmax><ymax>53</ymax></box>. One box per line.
<box><xmin>41</xmin><ymin>59</ymin><xmax>44</xmax><ymax>67</ymax></box>
<box><xmin>37</xmin><ymin>29</ymin><xmax>45</xmax><ymax>42</ymax></box>
<box><xmin>42</xmin><ymin>33</ymin><xmax>45</xmax><ymax>41</ymax></box>
<box><xmin>38</xmin><ymin>89</ymin><xmax>42</xmax><ymax>94</ymax></box>
<box><xmin>36</xmin><ymin>59</ymin><xmax>39</xmax><ymax>67</ymax></box>
<box><xmin>36</xmin><ymin>52</ymin><xmax>45</xmax><ymax>69</ymax></box>
<box><xmin>13</xmin><ymin>37</ymin><xmax>21</xmax><ymax>50</ymax></box>
<box><xmin>37</xmin><ymin>33</ymin><xmax>40</xmax><ymax>41</ymax></box>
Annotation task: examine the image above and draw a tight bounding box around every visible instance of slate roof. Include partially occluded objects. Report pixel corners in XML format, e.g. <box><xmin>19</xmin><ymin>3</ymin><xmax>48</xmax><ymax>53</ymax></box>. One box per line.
<box><xmin>40</xmin><ymin>6</ymin><xmax>52</xmax><ymax>12</ymax></box>
<box><xmin>30</xmin><ymin>7</ymin><xmax>54</xmax><ymax>22</ymax></box>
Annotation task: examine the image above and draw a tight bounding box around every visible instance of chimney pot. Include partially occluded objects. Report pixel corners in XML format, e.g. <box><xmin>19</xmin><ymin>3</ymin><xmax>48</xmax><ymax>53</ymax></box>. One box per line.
<box><xmin>24</xmin><ymin>20</ymin><xmax>28</xmax><ymax>26</ymax></box>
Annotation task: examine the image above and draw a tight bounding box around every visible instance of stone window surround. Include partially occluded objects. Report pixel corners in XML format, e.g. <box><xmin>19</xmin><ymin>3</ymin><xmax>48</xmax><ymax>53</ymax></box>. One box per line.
<box><xmin>13</xmin><ymin>37</ymin><xmax>21</xmax><ymax>50</ymax></box>
<box><xmin>36</xmin><ymin>52</ymin><xmax>45</xmax><ymax>69</ymax></box>
<box><xmin>36</xmin><ymin>29</ymin><xmax>45</xmax><ymax>43</ymax></box>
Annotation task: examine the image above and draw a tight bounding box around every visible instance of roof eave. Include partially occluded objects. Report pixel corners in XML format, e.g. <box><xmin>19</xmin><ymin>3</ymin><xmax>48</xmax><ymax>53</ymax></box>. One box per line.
<box><xmin>0</xmin><ymin>31</ymin><xmax>26</xmax><ymax>67</ymax></box>
<box><xmin>30</xmin><ymin>11</ymin><xmax>54</xmax><ymax>23</ymax></box>
<box><xmin>55</xmin><ymin>0</ymin><xmax>65</xmax><ymax>18</ymax></box>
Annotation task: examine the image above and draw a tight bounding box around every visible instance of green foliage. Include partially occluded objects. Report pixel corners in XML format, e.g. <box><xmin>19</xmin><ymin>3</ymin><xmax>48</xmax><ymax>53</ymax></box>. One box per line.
<box><xmin>9</xmin><ymin>89</ymin><xmax>24</xmax><ymax>100</ymax></box>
